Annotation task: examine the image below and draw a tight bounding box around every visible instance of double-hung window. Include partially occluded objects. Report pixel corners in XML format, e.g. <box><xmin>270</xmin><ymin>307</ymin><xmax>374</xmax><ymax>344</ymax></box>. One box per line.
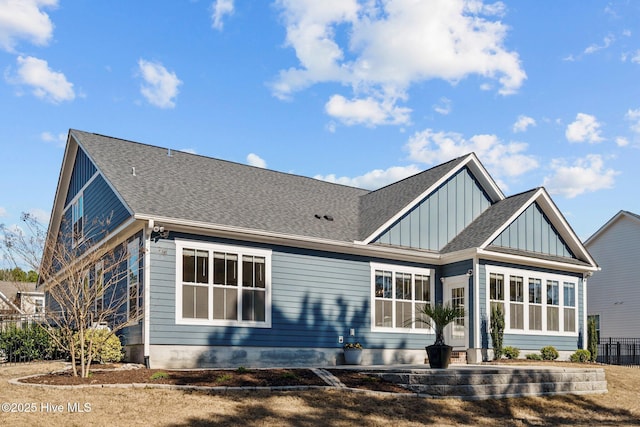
<box><xmin>176</xmin><ymin>241</ymin><xmax>271</xmax><ymax>327</ymax></box>
<box><xmin>509</xmin><ymin>276</ymin><xmax>524</xmax><ymax>329</ymax></box>
<box><xmin>371</xmin><ymin>263</ymin><xmax>433</xmax><ymax>331</ymax></box>
<box><xmin>489</xmin><ymin>273</ymin><xmax>505</xmax><ymax>318</ymax></box>
<box><xmin>563</xmin><ymin>282</ymin><xmax>576</xmax><ymax>332</ymax></box>
<box><xmin>546</xmin><ymin>280</ymin><xmax>560</xmax><ymax>331</ymax></box>
<box><xmin>528</xmin><ymin>278</ymin><xmax>543</xmax><ymax>330</ymax></box>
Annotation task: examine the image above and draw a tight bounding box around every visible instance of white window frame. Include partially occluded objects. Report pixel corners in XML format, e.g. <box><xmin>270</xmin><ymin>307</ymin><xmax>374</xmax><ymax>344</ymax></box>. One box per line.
<box><xmin>370</xmin><ymin>262</ymin><xmax>434</xmax><ymax>333</ymax></box>
<box><xmin>485</xmin><ymin>265</ymin><xmax>579</xmax><ymax>337</ymax></box>
<box><xmin>175</xmin><ymin>240</ymin><xmax>272</xmax><ymax>328</ymax></box>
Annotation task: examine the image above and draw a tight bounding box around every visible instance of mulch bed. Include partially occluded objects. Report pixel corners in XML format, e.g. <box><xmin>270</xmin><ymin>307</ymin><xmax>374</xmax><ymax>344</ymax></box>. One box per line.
<box><xmin>18</xmin><ymin>365</ymin><xmax>409</xmax><ymax>393</ymax></box>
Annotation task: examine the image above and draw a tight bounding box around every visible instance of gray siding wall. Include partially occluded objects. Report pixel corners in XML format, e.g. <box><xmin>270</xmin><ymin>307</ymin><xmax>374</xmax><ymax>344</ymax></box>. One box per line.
<box><xmin>83</xmin><ymin>175</ymin><xmax>131</xmax><ymax>241</ymax></box>
<box><xmin>492</xmin><ymin>203</ymin><xmax>573</xmax><ymax>258</ymax></box>
<box><xmin>479</xmin><ymin>260</ymin><xmax>583</xmax><ymax>351</ymax></box>
<box><xmin>587</xmin><ymin>215</ymin><xmax>640</xmax><ymax>338</ymax></box>
<box><xmin>149</xmin><ymin>236</ymin><xmax>436</xmax><ymax>351</ymax></box>
<box><xmin>375</xmin><ymin>168</ymin><xmax>491</xmax><ymax>250</ymax></box>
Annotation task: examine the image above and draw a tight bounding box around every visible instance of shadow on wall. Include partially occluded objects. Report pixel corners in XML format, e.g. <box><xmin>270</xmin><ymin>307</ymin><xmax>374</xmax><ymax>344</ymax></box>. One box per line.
<box><xmin>189</xmin><ymin>293</ymin><xmax>413</xmax><ymax>367</ymax></box>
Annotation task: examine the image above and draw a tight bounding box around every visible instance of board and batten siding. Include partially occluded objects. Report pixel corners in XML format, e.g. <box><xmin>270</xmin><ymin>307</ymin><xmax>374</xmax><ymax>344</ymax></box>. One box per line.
<box><xmin>491</xmin><ymin>203</ymin><xmax>574</xmax><ymax>258</ymax></box>
<box><xmin>149</xmin><ymin>238</ymin><xmax>434</xmax><ymax>350</ymax></box>
<box><xmin>587</xmin><ymin>214</ymin><xmax>640</xmax><ymax>338</ymax></box>
<box><xmin>374</xmin><ymin>167</ymin><xmax>491</xmax><ymax>251</ymax></box>
<box><xmin>65</xmin><ymin>146</ymin><xmax>97</xmax><ymax>206</ymax></box>
<box><xmin>478</xmin><ymin>261</ymin><xmax>583</xmax><ymax>351</ymax></box>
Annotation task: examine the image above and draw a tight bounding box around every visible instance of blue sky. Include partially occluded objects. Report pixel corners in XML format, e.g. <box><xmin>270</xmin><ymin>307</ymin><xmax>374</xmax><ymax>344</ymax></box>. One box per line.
<box><xmin>1</xmin><ymin>1</ymin><xmax>639</xmax><ymax>258</ymax></box>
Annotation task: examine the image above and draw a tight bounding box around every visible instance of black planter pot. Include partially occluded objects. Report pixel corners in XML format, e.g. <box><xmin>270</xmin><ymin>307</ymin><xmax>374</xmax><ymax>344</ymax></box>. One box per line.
<box><xmin>426</xmin><ymin>344</ymin><xmax>453</xmax><ymax>369</ymax></box>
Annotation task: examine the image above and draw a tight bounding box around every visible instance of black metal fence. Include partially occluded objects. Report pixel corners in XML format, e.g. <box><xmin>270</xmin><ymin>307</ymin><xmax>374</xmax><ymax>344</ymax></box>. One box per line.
<box><xmin>0</xmin><ymin>315</ymin><xmax>67</xmax><ymax>365</ymax></box>
<box><xmin>597</xmin><ymin>337</ymin><xmax>640</xmax><ymax>366</ymax></box>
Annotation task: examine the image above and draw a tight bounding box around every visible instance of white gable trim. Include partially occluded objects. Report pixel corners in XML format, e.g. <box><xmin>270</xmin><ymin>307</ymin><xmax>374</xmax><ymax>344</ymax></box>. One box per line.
<box><xmin>360</xmin><ymin>154</ymin><xmax>504</xmax><ymax>245</ymax></box>
<box><xmin>479</xmin><ymin>188</ymin><xmax>597</xmax><ymax>269</ymax></box>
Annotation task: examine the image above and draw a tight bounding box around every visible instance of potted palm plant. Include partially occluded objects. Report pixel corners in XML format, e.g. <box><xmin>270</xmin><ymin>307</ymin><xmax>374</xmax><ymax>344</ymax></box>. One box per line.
<box><xmin>417</xmin><ymin>302</ymin><xmax>464</xmax><ymax>369</ymax></box>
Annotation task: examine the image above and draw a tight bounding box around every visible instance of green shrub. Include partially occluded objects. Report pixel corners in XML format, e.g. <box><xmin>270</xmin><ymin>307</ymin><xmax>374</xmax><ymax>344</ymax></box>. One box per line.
<box><xmin>490</xmin><ymin>304</ymin><xmax>505</xmax><ymax>360</ymax></box>
<box><xmin>569</xmin><ymin>349</ymin><xmax>591</xmax><ymax>363</ymax></box>
<box><xmin>540</xmin><ymin>346</ymin><xmax>559</xmax><ymax>360</ymax></box>
<box><xmin>587</xmin><ymin>317</ymin><xmax>598</xmax><ymax>362</ymax></box>
<box><xmin>74</xmin><ymin>329</ymin><xmax>123</xmax><ymax>364</ymax></box>
<box><xmin>503</xmin><ymin>346</ymin><xmax>520</xmax><ymax>359</ymax></box>
<box><xmin>0</xmin><ymin>323</ymin><xmax>57</xmax><ymax>362</ymax></box>
<box><xmin>525</xmin><ymin>353</ymin><xmax>542</xmax><ymax>360</ymax></box>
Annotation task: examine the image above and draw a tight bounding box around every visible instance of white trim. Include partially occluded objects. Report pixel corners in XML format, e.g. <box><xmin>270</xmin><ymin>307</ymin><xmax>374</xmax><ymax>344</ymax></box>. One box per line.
<box><xmin>174</xmin><ymin>239</ymin><xmax>272</xmax><ymax>328</ymax></box>
<box><xmin>369</xmin><ymin>262</ymin><xmax>434</xmax><ymax>334</ymax></box>
<box><xmin>476</xmin><ymin>248</ymin><xmax>598</xmax><ymax>274</ymax></box>
<box><xmin>484</xmin><ymin>265</ymin><xmax>579</xmax><ymax>337</ymax></box>
<box><xmin>473</xmin><ymin>259</ymin><xmax>480</xmax><ymax>349</ymax></box>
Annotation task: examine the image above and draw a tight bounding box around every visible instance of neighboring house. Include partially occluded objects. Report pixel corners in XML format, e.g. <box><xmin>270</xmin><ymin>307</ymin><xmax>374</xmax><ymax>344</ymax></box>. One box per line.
<box><xmin>0</xmin><ymin>281</ymin><xmax>45</xmax><ymax>321</ymax></box>
<box><xmin>585</xmin><ymin>210</ymin><xmax>640</xmax><ymax>339</ymax></box>
<box><xmin>42</xmin><ymin>130</ymin><xmax>598</xmax><ymax>368</ymax></box>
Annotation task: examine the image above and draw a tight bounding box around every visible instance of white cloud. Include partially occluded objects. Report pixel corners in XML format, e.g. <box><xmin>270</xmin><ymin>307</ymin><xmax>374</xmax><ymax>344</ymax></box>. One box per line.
<box><xmin>272</xmin><ymin>0</ymin><xmax>525</xmax><ymax>124</ymax></box>
<box><xmin>625</xmin><ymin>108</ymin><xmax>640</xmax><ymax>134</ymax></box>
<box><xmin>433</xmin><ymin>97</ymin><xmax>452</xmax><ymax>115</ymax></box>
<box><xmin>324</xmin><ymin>94</ymin><xmax>411</xmax><ymax>126</ymax></box>
<box><xmin>615</xmin><ymin>137</ymin><xmax>629</xmax><ymax>147</ymax></box>
<box><xmin>7</xmin><ymin>56</ymin><xmax>75</xmax><ymax>103</ymax></box>
<box><xmin>543</xmin><ymin>155</ymin><xmax>619</xmax><ymax>198</ymax></box>
<box><xmin>565</xmin><ymin>113</ymin><xmax>604</xmax><ymax>143</ymax></box>
<box><xmin>512</xmin><ymin>115</ymin><xmax>536</xmax><ymax>133</ymax></box>
<box><xmin>247</xmin><ymin>153</ymin><xmax>266</xmax><ymax>168</ymax></box>
<box><xmin>0</xmin><ymin>207</ymin><xmax>7</xmax><ymax>218</ymax></box>
<box><xmin>179</xmin><ymin>148</ymin><xmax>197</xmax><ymax>154</ymax></box>
<box><xmin>27</xmin><ymin>208</ymin><xmax>49</xmax><ymax>224</ymax></box>
<box><xmin>40</xmin><ymin>131</ymin><xmax>66</xmax><ymax>147</ymax></box>
<box><xmin>631</xmin><ymin>50</ymin><xmax>640</xmax><ymax>64</ymax></box>
<box><xmin>584</xmin><ymin>34</ymin><xmax>614</xmax><ymax>55</ymax></box>
<box><xmin>315</xmin><ymin>164</ymin><xmax>421</xmax><ymax>190</ymax></box>
<box><xmin>405</xmin><ymin>129</ymin><xmax>538</xmax><ymax>187</ymax></box>
<box><xmin>137</xmin><ymin>59</ymin><xmax>182</xmax><ymax>109</ymax></box>
<box><xmin>212</xmin><ymin>0</ymin><xmax>234</xmax><ymax>31</ymax></box>
<box><xmin>0</xmin><ymin>0</ymin><xmax>57</xmax><ymax>52</ymax></box>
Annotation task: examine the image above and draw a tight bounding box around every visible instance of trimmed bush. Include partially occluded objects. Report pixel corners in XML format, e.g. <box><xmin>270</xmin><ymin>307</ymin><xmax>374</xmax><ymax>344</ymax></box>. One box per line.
<box><xmin>0</xmin><ymin>323</ymin><xmax>60</xmax><ymax>362</ymax></box>
<box><xmin>540</xmin><ymin>345</ymin><xmax>559</xmax><ymax>360</ymax></box>
<box><xmin>74</xmin><ymin>329</ymin><xmax>123</xmax><ymax>364</ymax></box>
<box><xmin>570</xmin><ymin>349</ymin><xmax>591</xmax><ymax>363</ymax></box>
<box><xmin>503</xmin><ymin>346</ymin><xmax>520</xmax><ymax>359</ymax></box>
<box><xmin>587</xmin><ymin>317</ymin><xmax>598</xmax><ymax>362</ymax></box>
<box><xmin>526</xmin><ymin>353</ymin><xmax>543</xmax><ymax>360</ymax></box>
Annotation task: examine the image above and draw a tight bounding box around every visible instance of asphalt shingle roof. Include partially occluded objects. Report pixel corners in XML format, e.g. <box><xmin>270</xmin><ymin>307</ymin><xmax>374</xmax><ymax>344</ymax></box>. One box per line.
<box><xmin>72</xmin><ymin>130</ymin><xmax>370</xmax><ymax>242</ymax></box>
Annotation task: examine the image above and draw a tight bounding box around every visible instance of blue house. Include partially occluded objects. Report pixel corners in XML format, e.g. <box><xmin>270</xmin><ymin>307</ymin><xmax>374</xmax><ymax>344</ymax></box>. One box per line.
<box><xmin>44</xmin><ymin>130</ymin><xmax>598</xmax><ymax>367</ymax></box>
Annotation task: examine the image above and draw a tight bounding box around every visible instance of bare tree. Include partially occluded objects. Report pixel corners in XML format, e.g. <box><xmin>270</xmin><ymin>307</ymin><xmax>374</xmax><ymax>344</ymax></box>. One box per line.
<box><xmin>1</xmin><ymin>213</ymin><xmax>143</xmax><ymax>377</ymax></box>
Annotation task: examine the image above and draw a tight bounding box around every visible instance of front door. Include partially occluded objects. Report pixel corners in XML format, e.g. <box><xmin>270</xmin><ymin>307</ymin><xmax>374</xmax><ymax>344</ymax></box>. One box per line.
<box><xmin>443</xmin><ymin>276</ymin><xmax>468</xmax><ymax>349</ymax></box>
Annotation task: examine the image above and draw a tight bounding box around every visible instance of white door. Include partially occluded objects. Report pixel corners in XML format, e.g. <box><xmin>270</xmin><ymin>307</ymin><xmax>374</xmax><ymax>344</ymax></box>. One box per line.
<box><xmin>443</xmin><ymin>276</ymin><xmax>468</xmax><ymax>349</ymax></box>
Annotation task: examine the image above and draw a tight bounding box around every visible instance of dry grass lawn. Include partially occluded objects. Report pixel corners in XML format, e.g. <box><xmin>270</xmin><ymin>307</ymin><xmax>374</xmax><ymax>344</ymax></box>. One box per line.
<box><xmin>1</xmin><ymin>361</ymin><xmax>639</xmax><ymax>426</ymax></box>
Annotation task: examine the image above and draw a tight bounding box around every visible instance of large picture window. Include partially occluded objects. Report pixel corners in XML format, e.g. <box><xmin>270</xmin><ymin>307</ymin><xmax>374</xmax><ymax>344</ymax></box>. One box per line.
<box><xmin>486</xmin><ymin>266</ymin><xmax>578</xmax><ymax>336</ymax></box>
<box><xmin>371</xmin><ymin>263</ymin><xmax>433</xmax><ymax>331</ymax></box>
<box><xmin>176</xmin><ymin>241</ymin><xmax>270</xmax><ymax>327</ymax></box>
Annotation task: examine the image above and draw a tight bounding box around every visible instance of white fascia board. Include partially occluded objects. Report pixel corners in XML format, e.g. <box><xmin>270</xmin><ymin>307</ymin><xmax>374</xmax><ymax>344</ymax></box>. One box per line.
<box><xmin>361</xmin><ymin>154</ymin><xmax>504</xmax><ymax>245</ymax></box>
<box><xmin>478</xmin><ymin>188</ymin><xmax>598</xmax><ymax>269</ymax></box>
<box><xmin>135</xmin><ymin>214</ymin><xmax>443</xmax><ymax>265</ymax></box>
<box><xmin>477</xmin><ymin>248</ymin><xmax>598</xmax><ymax>274</ymax></box>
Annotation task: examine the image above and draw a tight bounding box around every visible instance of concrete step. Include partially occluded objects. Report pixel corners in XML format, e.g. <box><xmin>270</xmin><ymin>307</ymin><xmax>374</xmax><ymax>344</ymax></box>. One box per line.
<box><xmin>370</xmin><ymin>366</ymin><xmax>607</xmax><ymax>399</ymax></box>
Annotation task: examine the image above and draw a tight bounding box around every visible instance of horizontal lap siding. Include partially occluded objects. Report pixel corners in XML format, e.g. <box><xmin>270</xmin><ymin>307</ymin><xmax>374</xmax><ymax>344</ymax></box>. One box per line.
<box><xmin>503</xmin><ymin>334</ymin><xmax>578</xmax><ymax>351</ymax></box>
<box><xmin>149</xmin><ymin>238</ymin><xmax>434</xmax><ymax>350</ymax></box>
<box><xmin>83</xmin><ymin>175</ymin><xmax>130</xmax><ymax>238</ymax></box>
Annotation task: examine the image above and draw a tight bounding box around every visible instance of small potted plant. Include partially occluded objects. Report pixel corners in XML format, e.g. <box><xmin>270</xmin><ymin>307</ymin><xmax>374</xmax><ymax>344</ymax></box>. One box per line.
<box><xmin>417</xmin><ymin>303</ymin><xmax>464</xmax><ymax>369</ymax></box>
<box><xmin>343</xmin><ymin>342</ymin><xmax>363</xmax><ymax>365</ymax></box>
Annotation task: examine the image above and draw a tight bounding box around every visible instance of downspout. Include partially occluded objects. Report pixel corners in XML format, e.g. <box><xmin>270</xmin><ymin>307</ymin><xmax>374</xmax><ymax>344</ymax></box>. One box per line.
<box><xmin>143</xmin><ymin>220</ymin><xmax>153</xmax><ymax>368</ymax></box>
